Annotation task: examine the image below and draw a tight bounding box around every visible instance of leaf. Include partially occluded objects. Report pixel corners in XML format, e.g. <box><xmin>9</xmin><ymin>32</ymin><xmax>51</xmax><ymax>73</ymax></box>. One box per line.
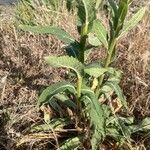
<box><xmin>66</xmin><ymin>0</ymin><xmax>75</xmax><ymax>12</ymax></box>
<box><xmin>92</xmin><ymin>20</ymin><xmax>108</xmax><ymax>48</ymax></box>
<box><xmin>38</xmin><ymin>81</ymin><xmax>76</xmax><ymax>105</ymax></box>
<box><xmin>45</xmin><ymin>56</ymin><xmax>84</xmax><ymax>78</ymax></box>
<box><xmin>54</xmin><ymin>93</ymin><xmax>77</xmax><ymax>109</ymax></box>
<box><xmin>108</xmin><ymin>0</ymin><xmax>118</xmax><ymax>16</ymax></box>
<box><xmin>30</xmin><ymin>118</ymin><xmax>71</xmax><ymax>132</ymax></box>
<box><xmin>139</xmin><ymin>118</ymin><xmax>150</xmax><ymax>131</ymax></box>
<box><xmin>95</xmin><ymin>0</ymin><xmax>102</xmax><ymax>10</ymax></box>
<box><xmin>107</xmin><ymin>68</ymin><xmax>122</xmax><ymax>83</ymax></box>
<box><xmin>119</xmin><ymin>7</ymin><xmax>146</xmax><ymax>38</ymax></box>
<box><xmin>84</xmin><ymin>48</ymin><xmax>92</xmax><ymax>61</ymax></box>
<box><xmin>77</xmin><ymin>0</ymin><xmax>96</xmax><ymax>25</ymax></box>
<box><xmin>130</xmin><ymin>117</ymin><xmax>150</xmax><ymax>133</ymax></box>
<box><xmin>106</xmin><ymin>127</ymin><xmax>123</xmax><ymax>141</ymax></box>
<box><xmin>105</xmin><ymin>81</ymin><xmax>127</xmax><ymax>109</ymax></box>
<box><xmin>65</xmin><ymin>42</ymin><xmax>80</xmax><ymax>58</ymax></box>
<box><xmin>84</xmin><ymin>63</ymin><xmax>107</xmax><ymax>78</ymax></box>
<box><xmin>106</xmin><ymin>115</ymin><xmax>132</xmax><ymax>141</ymax></box>
<box><xmin>106</xmin><ymin>116</ymin><xmax>134</xmax><ymax>126</ymax></box>
<box><xmin>88</xmin><ymin>33</ymin><xmax>101</xmax><ymax>47</ymax></box>
<box><xmin>81</xmin><ymin>86</ymin><xmax>105</xmax><ymax>150</ymax></box>
<box><xmin>19</xmin><ymin>25</ymin><xmax>75</xmax><ymax>44</ymax></box>
<box><xmin>58</xmin><ymin>136</ymin><xmax>82</xmax><ymax>150</ymax></box>
<box><xmin>114</xmin><ymin>0</ymin><xmax>129</xmax><ymax>36</ymax></box>
<box><xmin>49</xmin><ymin>98</ymin><xmax>65</xmax><ymax>115</ymax></box>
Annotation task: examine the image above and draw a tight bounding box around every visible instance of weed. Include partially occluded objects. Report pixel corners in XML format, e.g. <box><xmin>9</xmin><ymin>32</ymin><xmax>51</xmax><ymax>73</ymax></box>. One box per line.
<box><xmin>19</xmin><ymin>0</ymin><xmax>150</xmax><ymax>149</ymax></box>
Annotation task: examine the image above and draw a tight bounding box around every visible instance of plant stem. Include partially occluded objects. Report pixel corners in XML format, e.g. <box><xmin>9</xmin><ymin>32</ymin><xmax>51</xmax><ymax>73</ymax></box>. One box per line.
<box><xmin>79</xmin><ymin>24</ymin><xmax>88</xmax><ymax>63</ymax></box>
<box><xmin>76</xmin><ymin>76</ymin><xmax>82</xmax><ymax>122</ymax></box>
<box><xmin>77</xmin><ymin>77</ymin><xmax>83</xmax><ymax>99</ymax></box>
<box><xmin>76</xmin><ymin>23</ymin><xmax>88</xmax><ymax>114</ymax></box>
<box><xmin>96</xmin><ymin>39</ymin><xmax>116</xmax><ymax>94</ymax></box>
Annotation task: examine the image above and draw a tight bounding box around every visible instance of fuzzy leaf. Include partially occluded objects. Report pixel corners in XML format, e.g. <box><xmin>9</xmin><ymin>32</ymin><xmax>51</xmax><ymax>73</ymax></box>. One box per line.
<box><xmin>19</xmin><ymin>25</ymin><xmax>75</xmax><ymax>44</ymax></box>
<box><xmin>114</xmin><ymin>0</ymin><xmax>129</xmax><ymax>36</ymax></box>
<box><xmin>45</xmin><ymin>56</ymin><xmax>84</xmax><ymax>78</ymax></box>
<box><xmin>131</xmin><ymin>117</ymin><xmax>150</xmax><ymax>133</ymax></box>
<box><xmin>93</xmin><ymin>20</ymin><xmax>108</xmax><ymax>48</ymax></box>
<box><xmin>95</xmin><ymin>0</ymin><xmax>102</xmax><ymax>10</ymax></box>
<box><xmin>105</xmin><ymin>81</ymin><xmax>127</xmax><ymax>109</ymax></box>
<box><xmin>108</xmin><ymin>0</ymin><xmax>118</xmax><ymax>16</ymax></box>
<box><xmin>65</xmin><ymin>42</ymin><xmax>80</xmax><ymax>58</ymax></box>
<box><xmin>84</xmin><ymin>63</ymin><xmax>107</xmax><ymax>78</ymax></box>
<box><xmin>54</xmin><ymin>93</ymin><xmax>77</xmax><ymax>109</ymax></box>
<box><xmin>88</xmin><ymin>33</ymin><xmax>101</xmax><ymax>47</ymax></box>
<box><xmin>38</xmin><ymin>82</ymin><xmax>76</xmax><ymax>105</ymax></box>
<box><xmin>30</xmin><ymin>118</ymin><xmax>71</xmax><ymax>132</ymax></box>
<box><xmin>58</xmin><ymin>136</ymin><xmax>82</xmax><ymax>150</ymax></box>
<box><xmin>49</xmin><ymin>98</ymin><xmax>65</xmax><ymax>114</ymax></box>
<box><xmin>81</xmin><ymin>87</ymin><xmax>105</xmax><ymax>150</ymax></box>
<box><xmin>77</xmin><ymin>0</ymin><xmax>96</xmax><ymax>24</ymax></box>
<box><xmin>106</xmin><ymin>127</ymin><xmax>124</xmax><ymax>141</ymax></box>
<box><xmin>66</xmin><ymin>0</ymin><xmax>75</xmax><ymax>12</ymax></box>
<box><xmin>119</xmin><ymin>7</ymin><xmax>146</xmax><ymax>38</ymax></box>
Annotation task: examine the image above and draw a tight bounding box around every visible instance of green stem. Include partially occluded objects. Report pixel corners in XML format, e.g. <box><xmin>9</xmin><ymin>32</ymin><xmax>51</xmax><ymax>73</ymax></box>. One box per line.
<box><xmin>76</xmin><ymin>76</ymin><xmax>82</xmax><ymax>121</ymax></box>
<box><xmin>77</xmin><ymin>77</ymin><xmax>83</xmax><ymax>98</ymax></box>
<box><xmin>96</xmin><ymin>39</ymin><xmax>116</xmax><ymax>94</ymax></box>
<box><xmin>79</xmin><ymin>24</ymin><xmax>88</xmax><ymax>63</ymax></box>
<box><xmin>76</xmin><ymin>23</ymin><xmax>88</xmax><ymax>114</ymax></box>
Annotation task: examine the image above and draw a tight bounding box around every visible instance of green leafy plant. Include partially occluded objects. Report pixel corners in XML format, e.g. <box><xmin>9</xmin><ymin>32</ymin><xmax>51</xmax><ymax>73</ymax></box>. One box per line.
<box><xmin>19</xmin><ymin>0</ymin><xmax>148</xmax><ymax>149</ymax></box>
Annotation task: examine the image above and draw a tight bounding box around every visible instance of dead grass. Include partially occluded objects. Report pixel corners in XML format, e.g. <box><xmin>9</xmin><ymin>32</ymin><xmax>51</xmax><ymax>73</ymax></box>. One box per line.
<box><xmin>0</xmin><ymin>1</ymin><xmax>150</xmax><ymax>150</ymax></box>
<box><xmin>117</xmin><ymin>10</ymin><xmax>150</xmax><ymax>117</ymax></box>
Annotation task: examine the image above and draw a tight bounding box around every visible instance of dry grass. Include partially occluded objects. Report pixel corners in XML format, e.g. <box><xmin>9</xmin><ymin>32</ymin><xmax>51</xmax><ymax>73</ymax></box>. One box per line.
<box><xmin>0</xmin><ymin>1</ymin><xmax>150</xmax><ymax>150</ymax></box>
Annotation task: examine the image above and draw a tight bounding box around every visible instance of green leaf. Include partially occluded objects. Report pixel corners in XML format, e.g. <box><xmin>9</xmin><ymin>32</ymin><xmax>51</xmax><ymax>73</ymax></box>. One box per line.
<box><xmin>19</xmin><ymin>25</ymin><xmax>75</xmax><ymax>44</ymax></box>
<box><xmin>66</xmin><ymin>0</ymin><xmax>76</xmax><ymax>12</ymax></box>
<box><xmin>65</xmin><ymin>42</ymin><xmax>80</xmax><ymax>58</ymax></box>
<box><xmin>77</xmin><ymin>0</ymin><xmax>96</xmax><ymax>25</ymax></box>
<box><xmin>88</xmin><ymin>33</ymin><xmax>101</xmax><ymax>47</ymax></box>
<box><xmin>139</xmin><ymin>118</ymin><xmax>150</xmax><ymax>131</ymax></box>
<box><xmin>105</xmin><ymin>81</ymin><xmax>127</xmax><ymax>109</ymax></box>
<box><xmin>118</xmin><ymin>1</ymin><xmax>128</xmax><ymax>23</ymax></box>
<box><xmin>107</xmin><ymin>115</ymin><xmax>132</xmax><ymax>141</ymax></box>
<box><xmin>84</xmin><ymin>63</ymin><xmax>107</xmax><ymax>78</ymax></box>
<box><xmin>108</xmin><ymin>0</ymin><xmax>118</xmax><ymax>16</ymax></box>
<box><xmin>131</xmin><ymin>117</ymin><xmax>150</xmax><ymax>133</ymax></box>
<box><xmin>95</xmin><ymin>0</ymin><xmax>102</xmax><ymax>10</ymax></box>
<box><xmin>106</xmin><ymin>116</ymin><xmax>134</xmax><ymax>126</ymax></box>
<box><xmin>106</xmin><ymin>127</ymin><xmax>124</xmax><ymax>142</ymax></box>
<box><xmin>45</xmin><ymin>56</ymin><xmax>84</xmax><ymax>78</ymax></box>
<box><xmin>107</xmin><ymin>68</ymin><xmax>122</xmax><ymax>83</ymax></box>
<box><xmin>30</xmin><ymin>118</ymin><xmax>71</xmax><ymax>132</ymax></box>
<box><xmin>93</xmin><ymin>20</ymin><xmax>108</xmax><ymax>48</ymax></box>
<box><xmin>114</xmin><ymin>1</ymin><xmax>129</xmax><ymax>36</ymax></box>
<box><xmin>38</xmin><ymin>81</ymin><xmax>76</xmax><ymax>105</ymax></box>
<box><xmin>81</xmin><ymin>87</ymin><xmax>105</xmax><ymax>150</ymax></box>
<box><xmin>54</xmin><ymin>93</ymin><xmax>77</xmax><ymax>109</ymax></box>
<box><xmin>84</xmin><ymin>48</ymin><xmax>92</xmax><ymax>61</ymax></box>
<box><xmin>119</xmin><ymin>7</ymin><xmax>146</xmax><ymax>38</ymax></box>
<box><xmin>49</xmin><ymin>98</ymin><xmax>65</xmax><ymax>114</ymax></box>
<box><xmin>58</xmin><ymin>136</ymin><xmax>82</xmax><ymax>150</ymax></box>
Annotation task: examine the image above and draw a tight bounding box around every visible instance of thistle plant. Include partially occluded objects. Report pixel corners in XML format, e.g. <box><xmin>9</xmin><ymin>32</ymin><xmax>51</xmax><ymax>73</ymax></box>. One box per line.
<box><xmin>19</xmin><ymin>0</ymin><xmax>149</xmax><ymax>149</ymax></box>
